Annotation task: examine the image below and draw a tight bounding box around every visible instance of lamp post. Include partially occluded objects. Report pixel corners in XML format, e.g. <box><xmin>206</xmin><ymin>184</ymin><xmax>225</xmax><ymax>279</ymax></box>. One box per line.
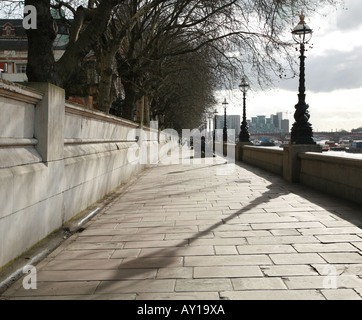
<box><xmin>213</xmin><ymin>109</ymin><xmax>218</xmax><ymax>153</ymax></box>
<box><xmin>213</xmin><ymin>109</ymin><xmax>218</xmax><ymax>130</ymax></box>
<box><xmin>222</xmin><ymin>98</ymin><xmax>228</xmax><ymax>143</ymax></box>
<box><xmin>239</xmin><ymin>76</ymin><xmax>251</xmax><ymax>142</ymax></box>
<box><xmin>291</xmin><ymin>12</ymin><xmax>315</xmax><ymax>144</ymax></box>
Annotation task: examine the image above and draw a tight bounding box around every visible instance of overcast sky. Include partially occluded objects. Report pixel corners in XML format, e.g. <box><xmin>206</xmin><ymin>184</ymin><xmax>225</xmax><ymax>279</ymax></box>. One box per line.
<box><xmin>219</xmin><ymin>0</ymin><xmax>362</xmax><ymax>132</ymax></box>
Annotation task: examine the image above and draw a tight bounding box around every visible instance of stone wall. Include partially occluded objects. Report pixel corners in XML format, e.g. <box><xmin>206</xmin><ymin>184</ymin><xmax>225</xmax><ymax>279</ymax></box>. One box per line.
<box><xmin>239</xmin><ymin>144</ymin><xmax>362</xmax><ymax>206</ymax></box>
<box><xmin>242</xmin><ymin>145</ymin><xmax>284</xmax><ymax>176</ymax></box>
<box><xmin>0</xmin><ymin>80</ymin><xmax>177</xmax><ymax>269</ymax></box>
<box><xmin>299</xmin><ymin>152</ymin><xmax>362</xmax><ymax>205</ymax></box>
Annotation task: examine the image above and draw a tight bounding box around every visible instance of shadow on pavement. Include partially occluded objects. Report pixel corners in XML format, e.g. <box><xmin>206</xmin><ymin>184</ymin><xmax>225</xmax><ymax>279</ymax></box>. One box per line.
<box><xmin>97</xmin><ymin>159</ymin><xmax>362</xmax><ymax>294</ymax></box>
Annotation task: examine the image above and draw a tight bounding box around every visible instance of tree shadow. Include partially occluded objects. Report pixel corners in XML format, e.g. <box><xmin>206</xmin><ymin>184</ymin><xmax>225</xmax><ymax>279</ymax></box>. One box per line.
<box><xmin>94</xmin><ymin>159</ymin><xmax>362</xmax><ymax>295</ymax></box>
<box><xmin>235</xmin><ymin>160</ymin><xmax>362</xmax><ymax>226</ymax></box>
<box><xmin>95</xmin><ymin>181</ymin><xmax>291</xmax><ymax>294</ymax></box>
<box><xmin>167</xmin><ymin>161</ymin><xmax>227</xmax><ymax>175</ymax></box>
<box><xmin>22</xmin><ymin>158</ymin><xmax>362</xmax><ymax>297</ymax></box>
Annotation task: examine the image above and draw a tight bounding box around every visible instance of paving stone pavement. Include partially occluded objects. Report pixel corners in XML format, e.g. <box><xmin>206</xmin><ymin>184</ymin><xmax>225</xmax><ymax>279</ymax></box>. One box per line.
<box><xmin>2</xmin><ymin>147</ymin><xmax>362</xmax><ymax>300</ymax></box>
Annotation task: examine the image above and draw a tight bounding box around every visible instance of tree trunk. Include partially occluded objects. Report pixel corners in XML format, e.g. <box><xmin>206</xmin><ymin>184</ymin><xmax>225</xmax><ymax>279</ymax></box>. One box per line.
<box><xmin>97</xmin><ymin>47</ymin><xmax>118</xmax><ymax>113</ymax></box>
<box><xmin>143</xmin><ymin>95</ymin><xmax>151</xmax><ymax>127</ymax></box>
<box><xmin>25</xmin><ymin>0</ymin><xmax>58</xmax><ymax>84</ymax></box>
<box><xmin>24</xmin><ymin>0</ymin><xmax>119</xmax><ymax>88</ymax></box>
<box><xmin>122</xmin><ymin>81</ymin><xmax>137</xmax><ymax>121</ymax></box>
<box><xmin>55</xmin><ymin>0</ymin><xmax>118</xmax><ymax>88</ymax></box>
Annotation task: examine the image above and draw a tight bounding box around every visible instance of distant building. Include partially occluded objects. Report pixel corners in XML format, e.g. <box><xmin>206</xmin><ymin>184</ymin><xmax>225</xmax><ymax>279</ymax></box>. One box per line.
<box><xmin>215</xmin><ymin>115</ymin><xmax>240</xmax><ymax>141</ymax></box>
<box><xmin>0</xmin><ymin>18</ymin><xmax>69</xmax><ymax>82</ymax></box>
<box><xmin>257</xmin><ymin>115</ymin><xmax>266</xmax><ymax>126</ymax></box>
<box><xmin>281</xmin><ymin>119</ymin><xmax>290</xmax><ymax>132</ymax></box>
<box><xmin>0</xmin><ymin>17</ymin><xmax>107</xmax><ymax>109</ymax></box>
<box><xmin>352</xmin><ymin>127</ymin><xmax>362</xmax><ymax>134</ymax></box>
<box><xmin>276</xmin><ymin>112</ymin><xmax>283</xmax><ymax>129</ymax></box>
<box><xmin>248</xmin><ymin>111</ymin><xmax>289</xmax><ymax>134</ymax></box>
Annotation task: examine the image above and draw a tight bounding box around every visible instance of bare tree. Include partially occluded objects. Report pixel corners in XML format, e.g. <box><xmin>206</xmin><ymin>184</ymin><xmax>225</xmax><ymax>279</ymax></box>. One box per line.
<box><xmin>152</xmin><ymin>48</ymin><xmax>217</xmax><ymax>131</ymax></box>
<box><xmin>1</xmin><ymin>0</ymin><xmax>341</xmax><ymax>126</ymax></box>
<box><xmin>111</xmin><ymin>0</ymin><xmax>340</xmax><ymax>122</ymax></box>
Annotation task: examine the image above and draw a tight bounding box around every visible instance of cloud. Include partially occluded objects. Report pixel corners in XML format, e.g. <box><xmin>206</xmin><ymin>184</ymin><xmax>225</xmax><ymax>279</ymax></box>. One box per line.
<box><xmin>336</xmin><ymin>0</ymin><xmax>362</xmax><ymax>30</ymax></box>
<box><xmin>308</xmin><ymin>46</ymin><xmax>362</xmax><ymax>92</ymax></box>
<box><xmin>276</xmin><ymin>45</ymin><xmax>362</xmax><ymax>93</ymax></box>
<box><xmin>278</xmin><ymin>0</ymin><xmax>362</xmax><ymax>94</ymax></box>
<box><xmin>307</xmin><ymin>88</ymin><xmax>362</xmax><ymax>131</ymax></box>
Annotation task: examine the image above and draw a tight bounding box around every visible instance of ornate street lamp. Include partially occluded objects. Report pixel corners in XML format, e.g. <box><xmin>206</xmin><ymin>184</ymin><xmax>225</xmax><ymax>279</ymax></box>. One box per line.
<box><xmin>291</xmin><ymin>12</ymin><xmax>315</xmax><ymax>144</ymax></box>
<box><xmin>239</xmin><ymin>76</ymin><xmax>251</xmax><ymax>142</ymax></box>
<box><xmin>213</xmin><ymin>109</ymin><xmax>218</xmax><ymax>130</ymax></box>
<box><xmin>222</xmin><ymin>98</ymin><xmax>228</xmax><ymax>143</ymax></box>
<box><xmin>213</xmin><ymin>109</ymin><xmax>218</xmax><ymax>153</ymax></box>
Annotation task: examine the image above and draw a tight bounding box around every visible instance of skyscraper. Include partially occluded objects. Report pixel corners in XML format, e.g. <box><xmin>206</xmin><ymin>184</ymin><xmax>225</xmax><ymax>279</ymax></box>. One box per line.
<box><xmin>247</xmin><ymin>112</ymin><xmax>289</xmax><ymax>134</ymax></box>
<box><xmin>215</xmin><ymin>115</ymin><xmax>241</xmax><ymax>141</ymax></box>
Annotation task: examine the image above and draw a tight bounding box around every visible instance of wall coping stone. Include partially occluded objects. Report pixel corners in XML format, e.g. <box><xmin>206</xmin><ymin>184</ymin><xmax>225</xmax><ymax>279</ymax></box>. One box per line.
<box><xmin>65</xmin><ymin>102</ymin><xmax>140</xmax><ymax>129</ymax></box>
<box><xmin>0</xmin><ymin>79</ymin><xmax>43</xmax><ymax>104</ymax></box>
<box><xmin>243</xmin><ymin>145</ymin><xmax>283</xmax><ymax>154</ymax></box>
<box><xmin>299</xmin><ymin>152</ymin><xmax>362</xmax><ymax>168</ymax></box>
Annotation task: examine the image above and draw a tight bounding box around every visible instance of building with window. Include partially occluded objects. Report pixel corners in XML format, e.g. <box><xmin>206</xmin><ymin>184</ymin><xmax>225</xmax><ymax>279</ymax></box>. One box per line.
<box><xmin>0</xmin><ymin>17</ymin><xmax>109</xmax><ymax>109</ymax></box>
<box><xmin>0</xmin><ymin>19</ymin><xmax>28</xmax><ymax>81</ymax></box>
<box><xmin>215</xmin><ymin>115</ymin><xmax>241</xmax><ymax>142</ymax></box>
<box><xmin>281</xmin><ymin>119</ymin><xmax>290</xmax><ymax>132</ymax></box>
<box><xmin>248</xmin><ymin>112</ymin><xmax>289</xmax><ymax>134</ymax></box>
<box><xmin>0</xmin><ymin>19</ymin><xmax>69</xmax><ymax>82</ymax></box>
